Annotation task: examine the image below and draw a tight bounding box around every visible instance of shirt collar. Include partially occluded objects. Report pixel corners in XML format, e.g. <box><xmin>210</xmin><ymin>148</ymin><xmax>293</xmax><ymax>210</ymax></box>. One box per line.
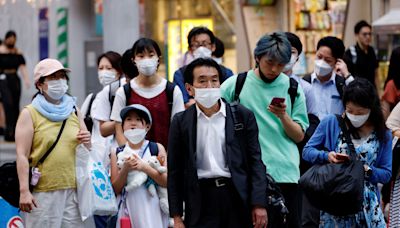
<box><xmin>196</xmin><ymin>99</ymin><xmax>226</xmax><ymax>118</ymax></box>
<box><xmin>311</xmin><ymin>72</ymin><xmax>336</xmax><ymax>85</ymax></box>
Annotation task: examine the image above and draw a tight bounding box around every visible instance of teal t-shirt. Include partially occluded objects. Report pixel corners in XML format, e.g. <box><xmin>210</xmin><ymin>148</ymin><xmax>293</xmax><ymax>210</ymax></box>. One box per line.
<box><xmin>221</xmin><ymin>70</ymin><xmax>309</xmax><ymax>183</ymax></box>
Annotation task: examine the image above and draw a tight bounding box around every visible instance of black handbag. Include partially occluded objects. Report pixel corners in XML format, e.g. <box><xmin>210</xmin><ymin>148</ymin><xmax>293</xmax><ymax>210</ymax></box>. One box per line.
<box><xmin>299</xmin><ymin>115</ymin><xmax>364</xmax><ymax>216</ymax></box>
<box><xmin>0</xmin><ymin>119</ymin><xmax>66</xmax><ymax>208</ymax></box>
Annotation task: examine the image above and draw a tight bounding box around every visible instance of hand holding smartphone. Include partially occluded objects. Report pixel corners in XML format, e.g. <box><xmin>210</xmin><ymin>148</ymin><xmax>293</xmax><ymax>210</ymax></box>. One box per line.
<box><xmin>335</xmin><ymin>153</ymin><xmax>349</xmax><ymax>161</ymax></box>
<box><xmin>270</xmin><ymin>97</ymin><xmax>285</xmax><ymax>107</ymax></box>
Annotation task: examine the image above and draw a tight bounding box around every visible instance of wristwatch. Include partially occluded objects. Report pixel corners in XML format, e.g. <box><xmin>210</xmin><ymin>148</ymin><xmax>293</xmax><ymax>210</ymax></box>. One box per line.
<box><xmin>365</xmin><ymin>166</ymin><xmax>372</xmax><ymax>178</ymax></box>
<box><xmin>344</xmin><ymin>74</ymin><xmax>352</xmax><ymax>80</ymax></box>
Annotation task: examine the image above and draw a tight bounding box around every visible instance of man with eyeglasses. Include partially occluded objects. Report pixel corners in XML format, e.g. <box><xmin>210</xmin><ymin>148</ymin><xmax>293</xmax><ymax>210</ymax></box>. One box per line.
<box><xmin>343</xmin><ymin>20</ymin><xmax>379</xmax><ymax>88</ymax></box>
<box><xmin>173</xmin><ymin>26</ymin><xmax>234</xmax><ymax>108</ymax></box>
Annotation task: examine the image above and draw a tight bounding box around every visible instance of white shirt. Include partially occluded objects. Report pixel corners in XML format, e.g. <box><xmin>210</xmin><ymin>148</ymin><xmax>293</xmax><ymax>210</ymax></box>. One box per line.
<box><xmin>110</xmin><ymin>77</ymin><xmax>185</xmax><ymax>122</ymax></box>
<box><xmin>196</xmin><ymin>101</ymin><xmax>231</xmax><ymax>179</ymax></box>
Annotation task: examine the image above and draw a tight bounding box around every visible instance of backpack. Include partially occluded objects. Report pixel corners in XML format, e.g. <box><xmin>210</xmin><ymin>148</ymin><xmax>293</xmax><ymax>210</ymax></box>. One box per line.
<box><xmin>302</xmin><ymin>73</ymin><xmax>345</xmax><ymax>99</ymax></box>
<box><xmin>123</xmin><ymin>81</ymin><xmax>176</xmax><ymax>111</ymax></box>
<box><xmin>83</xmin><ymin>93</ymin><xmax>97</xmax><ymax>133</ymax></box>
<box><xmin>116</xmin><ymin>141</ymin><xmax>159</xmax><ymax>156</ymax></box>
<box><xmin>233</xmin><ymin>72</ymin><xmax>299</xmax><ymax>108</ymax></box>
<box><xmin>229</xmin><ymin>102</ymin><xmax>289</xmax><ymax>226</ymax></box>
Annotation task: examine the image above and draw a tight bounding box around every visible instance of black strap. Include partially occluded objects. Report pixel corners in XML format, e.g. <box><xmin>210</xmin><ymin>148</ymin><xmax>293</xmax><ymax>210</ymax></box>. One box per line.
<box><xmin>229</xmin><ymin>102</ymin><xmax>244</xmax><ymax>131</ymax></box>
<box><xmin>86</xmin><ymin>93</ymin><xmax>97</xmax><ymax>119</ymax></box>
<box><xmin>336</xmin><ymin>115</ymin><xmax>357</xmax><ymax>159</ymax></box>
<box><xmin>334</xmin><ymin>75</ymin><xmax>345</xmax><ymax>98</ymax></box>
<box><xmin>37</xmin><ymin>119</ymin><xmax>67</xmax><ymax>165</ymax></box>
<box><xmin>124</xmin><ymin>83</ymin><xmax>131</xmax><ymax>106</ymax></box>
<box><xmin>302</xmin><ymin>73</ymin><xmax>312</xmax><ymax>83</ymax></box>
<box><xmin>288</xmin><ymin>78</ymin><xmax>299</xmax><ymax>108</ymax></box>
<box><xmin>165</xmin><ymin>81</ymin><xmax>175</xmax><ymax>112</ymax></box>
<box><xmin>234</xmin><ymin>72</ymin><xmax>248</xmax><ymax>102</ymax></box>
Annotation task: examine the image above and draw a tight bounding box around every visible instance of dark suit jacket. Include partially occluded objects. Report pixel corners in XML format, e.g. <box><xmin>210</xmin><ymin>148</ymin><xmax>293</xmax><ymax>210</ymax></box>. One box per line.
<box><xmin>167</xmin><ymin>101</ymin><xmax>267</xmax><ymax>226</ymax></box>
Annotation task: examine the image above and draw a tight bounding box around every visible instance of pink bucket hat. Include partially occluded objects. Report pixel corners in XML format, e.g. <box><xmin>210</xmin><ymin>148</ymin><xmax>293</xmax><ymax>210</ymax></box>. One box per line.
<box><xmin>34</xmin><ymin>58</ymin><xmax>70</xmax><ymax>84</ymax></box>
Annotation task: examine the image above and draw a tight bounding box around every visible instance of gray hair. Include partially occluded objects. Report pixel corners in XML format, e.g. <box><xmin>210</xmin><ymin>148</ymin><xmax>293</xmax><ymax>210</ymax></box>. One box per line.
<box><xmin>254</xmin><ymin>32</ymin><xmax>291</xmax><ymax>65</ymax></box>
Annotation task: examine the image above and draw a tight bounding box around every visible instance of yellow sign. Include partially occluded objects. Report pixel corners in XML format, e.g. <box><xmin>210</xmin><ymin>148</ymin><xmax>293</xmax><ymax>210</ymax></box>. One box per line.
<box><xmin>166</xmin><ymin>18</ymin><xmax>213</xmax><ymax>81</ymax></box>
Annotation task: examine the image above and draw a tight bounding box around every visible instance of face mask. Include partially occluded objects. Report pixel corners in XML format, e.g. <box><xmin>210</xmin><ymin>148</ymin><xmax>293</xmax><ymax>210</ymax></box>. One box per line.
<box><xmin>98</xmin><ymin>70</ymin><xmax>117</xmax><ymax>86</ymax></box>
<box><xmin>314</xmin><ymin>59</ymin><xmax>333</xmax><ymax>77</ymax></box>
<box><xmin>124</xmin><ymin>128</ymin><xmax>147</xmax><ymax>144</ymax></box>
<box><xmin>45</xmin><ymin>79</ymin><xmax>68</xmax><ymax>100</ymax></box>
<box><xmin>193</xmin><ymin>46</ymin><xmax>212</xmax><ymax>59</ymax></box>
<box><xmin>194</xmin><ymin>88</ymin><xmax>221</xmax><ymax>108</ymax></box>
<box><xmin>283</xmin><ymin>54</ymin><xmax>297</xmax><ymax>72</ymax></box>
<box><xmin>346</xmin><ymin>111</ymin><xmax>370</xmax><ymax>128</ymax></box>
<box><xmin>135</xmin><ymin>57</ymin><xmax>158</xmax><ymax>76</ymax></box>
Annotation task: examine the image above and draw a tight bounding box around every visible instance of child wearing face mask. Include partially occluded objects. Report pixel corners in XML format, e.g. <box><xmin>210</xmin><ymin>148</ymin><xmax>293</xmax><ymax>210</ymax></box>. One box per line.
<box><xmin>303</xmin><ymin>78</ymin><xmax>392</xmax><ymax>228</ymax></box>
<box><xmin>110</xmin><ymin>38</ymin><xmax>185</xmax><ymax>148</ymax></box>
<box><xmin>110</xmin><ymin>104</ymin><xmax>168</xmax><ymax>228</ymax></box>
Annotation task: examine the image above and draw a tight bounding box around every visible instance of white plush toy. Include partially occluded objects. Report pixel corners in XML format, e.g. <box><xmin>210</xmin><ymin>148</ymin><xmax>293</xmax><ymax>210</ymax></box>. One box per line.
<box><xmin>147</xmin><ymin>156</ymin><xmax>169</xmax><ymax>215</ymax></box>
<box><xmin>116</xmin><ymin>146</ymin><xmax>148</xmax><ymax>192</ymax></box>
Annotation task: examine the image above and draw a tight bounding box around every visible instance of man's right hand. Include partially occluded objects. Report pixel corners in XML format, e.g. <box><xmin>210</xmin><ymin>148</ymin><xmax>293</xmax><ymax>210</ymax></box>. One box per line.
<box><xmin>19</xmin><ymin>190</ymin><xmax>37</xmax><ymax>213</ymax></box>
<box><xmin>173</xmin><ymin>216</ymin><xmax>185</xmax><ymax>228</ymax></box>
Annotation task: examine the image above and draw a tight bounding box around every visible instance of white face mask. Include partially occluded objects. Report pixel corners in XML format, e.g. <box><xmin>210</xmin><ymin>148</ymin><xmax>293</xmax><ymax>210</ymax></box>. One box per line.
<box><xmin>283</xmin><ymin>54</ymin><xmax>298</xmax><ymax>72</ymax></box>
<box><xmin>45</xmin><ymin>79</ymin><xmax>68</xmax><ymax>100</ymax></box>
<box><xmin>124</xmin><ymin>128</ymin><xmax>147</xmax><ymax>144</ymax></box>
<box><xmin>98</xmin><ymin>70</ymin><xmax>116</xmax><ymax>86</ymax></box>
<box><xmin>135</xmin><ymin>57</ymin><xmax>158</xmax><ymax>76</ymax></box>
<box><xmin>193</xmin><ymin>46</ymin><xmax>212</xmax><ymax>59</ymax></box>
<box><xmin>314</xmin><ymin>59</ymin><xmax>333</xmax><ymax>77</ymax></box>
<box><xmin>194</xmin><ymin>88</ymin><xmax>221</xmax><ymax>108</ymax></box>
<box><xmin>346</xmin><ymin>111</ymin><xmax>370</xmax><ymax>128</ymax></box>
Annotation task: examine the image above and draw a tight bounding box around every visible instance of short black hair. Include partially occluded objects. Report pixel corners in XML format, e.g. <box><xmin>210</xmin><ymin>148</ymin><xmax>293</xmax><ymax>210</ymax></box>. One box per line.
<box><xmin>187</xmin><ymin>27</ymin><xmax>215</xmax><ymax>48</ymax></box>
<box><xmin>5</xmin><ymin>30</ymin><xmax>16</xmax><ymax>39</ymax></box>
<box><xmin>354</xmin><ymin>20</ymin><xmax>371</xmax><ymax>34</ymax></box>
<box><xmin>212</xmin><ymin>37</ymin><xmax>225</xmax><ymax>58</ymax></box>
<box><xmin>285</xmin><ymin>32</ymin><xmax>303</xmax><ymax>55</ymax></box>
<box><xmin>317</xmin><ymin>36</ymin><xmax>345</xmax><ymax>60</ymax></box>
<box><xmin>121</xmin><ymin>49</ymin><xmax>138</xmax><ymax>79</ymax></box>
<box><xmin>131</xmin><ymin>38</ymin><xmax>162</xmax><ymax>57</ymax></box>
<box><xmin>183</xmin><ymin>58</ymin><xmax>222</xmax><ymax>85</ymax></box>
<box><xmin>97</xmin><ymin>51</ymin><xmax>123</xmax><ymax>75</ymax></box>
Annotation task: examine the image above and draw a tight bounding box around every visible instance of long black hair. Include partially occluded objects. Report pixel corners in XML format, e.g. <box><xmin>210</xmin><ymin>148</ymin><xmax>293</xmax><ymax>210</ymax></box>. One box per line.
<box><xmin>384</xmin><ymin>46</ymin><xmax>400</xmax><ymax>89</ymax></box>
<box><xmin>343</xmin><ymin>78</ymin><xmax>387</xmax><ymax>142</ymax></box>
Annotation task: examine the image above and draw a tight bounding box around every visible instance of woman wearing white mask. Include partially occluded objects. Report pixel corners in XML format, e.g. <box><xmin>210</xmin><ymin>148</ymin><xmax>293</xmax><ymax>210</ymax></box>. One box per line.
<box><xmin>15</xmin><ymin>58</ymin><xmax>91</xmax><ymax>227</ymax></box>
<box><xmin>110</xmin><ymin>104</ymin><xmax>168</xmax><ymax>228</ymax></box>
<box><xmin>81</xmin><ymin>51</ymin><xmax>122</xmax><ymax>166</ymax></box>
<box><xmin>110</xmin><ymin>38</ymin><xmax>184</xmax><ymax>148</ymax></box>
<box><xmin>303</xmin><ymin>78</ymin><xmax>392</xmax><ymax>227</ymax></box>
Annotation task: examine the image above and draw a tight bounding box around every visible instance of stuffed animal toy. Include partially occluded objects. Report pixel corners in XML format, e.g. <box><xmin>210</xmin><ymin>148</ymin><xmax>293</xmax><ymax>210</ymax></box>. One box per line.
<box><xmin>147</xmin><ymin>156</ymin><xmax>169</xmax><ymax>215</ymax></box>
<box><xmin>116</xmin><ymin>146</ymin><xmax>148</xmax><ymax>192</ymax></box>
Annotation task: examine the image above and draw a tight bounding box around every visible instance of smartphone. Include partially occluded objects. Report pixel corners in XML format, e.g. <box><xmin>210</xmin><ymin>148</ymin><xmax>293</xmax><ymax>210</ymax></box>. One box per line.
<box><xmin>336</xmin><ymin>153</ymin><xmax>349</xmax><ymax>161</ymax></box>
<box><xmin>270</xmin><ymin>97</ymin><xmax>285</xmax><ymax>106</ymax></box>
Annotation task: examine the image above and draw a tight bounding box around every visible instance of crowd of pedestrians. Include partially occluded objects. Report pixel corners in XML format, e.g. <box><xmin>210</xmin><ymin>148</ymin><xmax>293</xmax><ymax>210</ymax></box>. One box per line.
<box><xmin>1</xmin><ymin>20</ymin><xmax>399</xmax><ymax>228</ymax></box>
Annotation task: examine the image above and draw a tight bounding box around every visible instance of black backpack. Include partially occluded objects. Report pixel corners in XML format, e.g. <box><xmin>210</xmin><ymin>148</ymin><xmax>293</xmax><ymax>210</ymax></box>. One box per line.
<box><xmin>123</xmin><ymin>81</ymin><xmax>176</xmax><ymax>112</ymax></box>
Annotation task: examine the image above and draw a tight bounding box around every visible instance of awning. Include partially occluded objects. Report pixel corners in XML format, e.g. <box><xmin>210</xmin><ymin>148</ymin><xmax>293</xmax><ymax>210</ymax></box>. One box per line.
<box><xmin>372</xmin><ymin>8</ymin><xmax>400</xmax><ymax>34</ymax></box>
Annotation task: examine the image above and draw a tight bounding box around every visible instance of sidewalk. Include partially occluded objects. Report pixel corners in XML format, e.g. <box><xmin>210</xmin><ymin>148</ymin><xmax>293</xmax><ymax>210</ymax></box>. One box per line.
<box><xmin>0</xmin><ymin>136</ymin><xmax>16</xmax><ymax>165</ymax></box>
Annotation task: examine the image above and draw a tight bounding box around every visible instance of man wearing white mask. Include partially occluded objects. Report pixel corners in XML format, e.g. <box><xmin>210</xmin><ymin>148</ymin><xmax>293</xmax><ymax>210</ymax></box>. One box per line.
<box><xmin>302</xmin><ymin>36</ymin><xmax>354</xmax><ymax>121</ymax></box>
<box><xmin>168</xmin><ymin>58</ymin><xmax>268</xmax><ymax>228</ymax></box>
<box><xmin>173</xmin><ymin>27</ymin><xmax>234</xmax><ymax>108</ymax></box>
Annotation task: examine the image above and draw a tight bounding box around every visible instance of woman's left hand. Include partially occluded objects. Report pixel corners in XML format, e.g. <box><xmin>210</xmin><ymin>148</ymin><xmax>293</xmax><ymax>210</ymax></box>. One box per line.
<box><xmin>77</xmin><ymin>129</ymin><xmax>91</xmax><ymax>149</ymax></box>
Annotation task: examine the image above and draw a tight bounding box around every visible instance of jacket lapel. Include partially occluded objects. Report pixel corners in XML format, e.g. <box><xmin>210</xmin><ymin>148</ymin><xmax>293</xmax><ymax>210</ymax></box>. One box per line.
<box><xmin>186</xmin><ymin>105</ymin><xmax>198</xmax><ymax>164</ymax></box>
